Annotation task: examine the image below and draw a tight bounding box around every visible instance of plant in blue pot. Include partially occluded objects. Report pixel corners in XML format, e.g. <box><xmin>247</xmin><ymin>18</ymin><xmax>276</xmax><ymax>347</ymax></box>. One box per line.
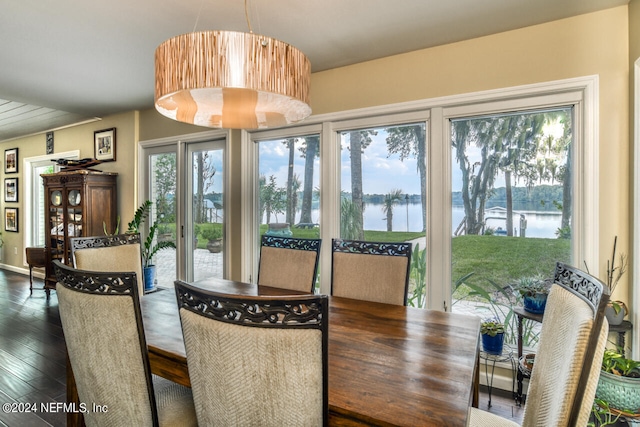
<box><xmin>480</xmin><ymin>318</ymin><xmax>505</xmax><ymax>355</ymax></box>
<box><xmin>127</xmin><ymin>200</ymin><xmax>176</xmax><ymax>292</ymax></box>
<box><xmin>515</xmin><ymin>276</ymin><xmax>551</xmax><ymax>315</ymax></box>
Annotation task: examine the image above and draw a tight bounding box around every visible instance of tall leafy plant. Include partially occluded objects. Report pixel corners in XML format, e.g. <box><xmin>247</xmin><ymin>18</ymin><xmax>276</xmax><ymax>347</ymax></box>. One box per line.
<box><xmin>128</xmin><ymin>200</ymin><xmax>175</xmax><ymax>267</ymax></box>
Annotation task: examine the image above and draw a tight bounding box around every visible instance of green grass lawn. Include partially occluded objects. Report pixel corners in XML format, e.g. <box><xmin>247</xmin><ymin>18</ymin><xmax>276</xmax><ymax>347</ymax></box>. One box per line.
<box><xmin>453</xmin><ymin>235</ymin><xmax>570</xmax><ymax>291</ymax></box>
<box><xmin>192</xmin><ymin>222</ymin><xmax>569</xmax><ymax>296</ymax></box>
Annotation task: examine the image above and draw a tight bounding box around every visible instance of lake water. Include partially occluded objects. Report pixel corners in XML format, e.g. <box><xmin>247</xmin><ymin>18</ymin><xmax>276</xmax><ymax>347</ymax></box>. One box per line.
<box><xmin>282</xmin><ymin>203</ymin><xmax>562</xmax><ymax>238</ymax></box>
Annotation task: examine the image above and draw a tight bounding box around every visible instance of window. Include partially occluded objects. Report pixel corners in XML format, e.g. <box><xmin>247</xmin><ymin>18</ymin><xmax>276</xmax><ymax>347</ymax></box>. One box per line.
<box><xmin>24</xmin><ymin>151</ymin><xmax>79</xmax><ymax>257</ymax></box>
<box><xmin>449</xmin><ymin>107</ymin><xmax>573</xmax><ymax>349</ymax></box>
<box><xmin>241</xmin><ymin>76</ymin><xmax>597</xmax><ymax>314</ymax></box>
<box><xmin>255</xmin><ymin>133</ymin><xmax>321</xmax><ymax>287</ymax></box>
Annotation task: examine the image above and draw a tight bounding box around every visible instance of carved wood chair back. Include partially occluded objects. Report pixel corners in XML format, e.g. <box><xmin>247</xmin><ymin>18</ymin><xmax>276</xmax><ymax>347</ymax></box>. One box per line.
<box><xmin>468</xmin><ymin>261</ymin><xmax>610</xmax><ymax>427</ymax></box>
<box><xmin>70</xmin><ymin>233</ymin><xmax>144</xmax><ymax>296</ymax></box>
<box><xmin>53</xmin><ymin>260</ymin><xmax>196</xmax><ymax>427</ymax></box>
<box><xmin>257</xmin><ymin>235</ymin><xmax>322</xmax><ymax>293</ymax></box>
<box><xmin>330</xmin><ymin>238</ymin><xmax>412</xmax><ymax>305</ymax></box>
<box><xmin>174</xmin><ymin>280</ymin><xmax>329</xmax><ymax>426</ymax></box>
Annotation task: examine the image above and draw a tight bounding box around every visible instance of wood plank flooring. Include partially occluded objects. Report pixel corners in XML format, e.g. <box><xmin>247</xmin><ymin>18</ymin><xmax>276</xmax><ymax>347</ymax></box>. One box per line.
<box><xmin>0</xmin><ymin>269</ymin><xmax>523</xmax><ymax>426</ymax></box>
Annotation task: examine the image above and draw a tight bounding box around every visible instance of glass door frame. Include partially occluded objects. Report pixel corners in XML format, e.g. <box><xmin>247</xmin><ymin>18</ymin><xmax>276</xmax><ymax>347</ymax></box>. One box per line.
<box><xmin>139</xmin><ymin>130</ymin><xmax>229</xmax><ymax>283</ymax></box>
<box><xmin>184</xmin><ymin>138</ymin><xmax>227</xmax><ymax>281</ymax></box>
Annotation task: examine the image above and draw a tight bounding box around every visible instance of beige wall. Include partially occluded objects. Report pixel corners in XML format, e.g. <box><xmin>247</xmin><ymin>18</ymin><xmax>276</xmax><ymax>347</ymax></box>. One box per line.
<box><xmin>1</xmin><ymin>7</ymin><xmax>634</xmax><ymax>299</ymax></box>
<box><xmin>311</xmin><ymin>6</ymin><xmax>631</xmax><ymax>299</ymax></box>
<box><xmin>0</xmin><ymin>112</ymin><xmax>137</xmax><ymax>269</ymax></box>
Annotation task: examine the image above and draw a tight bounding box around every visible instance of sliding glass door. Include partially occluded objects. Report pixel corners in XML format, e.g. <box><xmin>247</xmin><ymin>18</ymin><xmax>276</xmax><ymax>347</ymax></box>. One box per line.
<box><xmin>143</xmin><ymin>136</ymin><xmax>226</xmax><ymax>288</ymax></box>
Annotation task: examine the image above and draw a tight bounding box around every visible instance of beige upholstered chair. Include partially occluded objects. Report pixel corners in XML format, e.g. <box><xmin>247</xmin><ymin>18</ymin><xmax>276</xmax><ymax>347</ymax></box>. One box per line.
<box><xmin>257</xmin><ymin>235</ymin><xmax>322</xmax><ymax>292</ymax></box>
<box><xmin>331</xmin><ymin>238</ymin><xmax>412</xmax><ymax>305</ymax></box>
<box><xmin>468</xmin><ymin>262</ymin><xmax>610</xmax><ymax>427</ymax></box>
<box><xmin>70</xmin><ymin>233</ymin><xmax>145</xmax><ymax>296</ymax></box>
<box><xmin>53</xmin><ymin>260</ymin><xmax>196</xmax><ymax>427</ymax></box>
<box><xmin>175</xmin><ymin>280</ymin><xmax>329</xmax><ymax>427</ymax></box>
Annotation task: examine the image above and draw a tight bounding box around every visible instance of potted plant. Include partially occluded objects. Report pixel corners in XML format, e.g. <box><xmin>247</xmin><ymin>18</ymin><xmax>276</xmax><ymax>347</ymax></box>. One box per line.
<box><xmin>480</xmin><ymin>318</ymin><xmax>505</xmax><ymax>355</ymax></box>
<box><xmin>513</xmin><ymin>276</ymin><xmax>551</xmax><ymax>314</ymax></box>
<box><xmin>201</xmin><ymin>226</ymin><xmax>223</xmax><ymax>253</ymax></box>
<box><xmin>603</xmin><ymin>236</ymin><xmax>628</xmax><ymax>326</ymax></box>
<box><xmin>595</xmin><ymin>349</ymin><xmax>640</xmax><ymax>414</ymax></box>
<box><xmin>127</xmin><ymin>200</ymin><xmax>176</xmax><ymax>292</ymax></box>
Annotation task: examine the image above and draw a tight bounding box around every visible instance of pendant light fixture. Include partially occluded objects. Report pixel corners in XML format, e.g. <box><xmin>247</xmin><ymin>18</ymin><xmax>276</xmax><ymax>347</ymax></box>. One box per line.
<box><xmin>154</xmin><ymin>1</ymin><xmax>311</xmax><ymax>129</ymax></box>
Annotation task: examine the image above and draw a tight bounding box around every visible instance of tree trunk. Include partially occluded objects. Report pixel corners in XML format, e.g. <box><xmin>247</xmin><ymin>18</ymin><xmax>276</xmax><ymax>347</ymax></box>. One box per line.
<box><xmin>300</xmin><ymin>136</ymin><xmax>318</xmax><ymax>224</ymax></box>
<box><xmin>195</xmin><ymin>152</ymin><xmax>204</xmax><ymax>223</ymax></box>
<box><xmin>561</xmin><ymin>143</ymin><xmax>572</xmax><ymax>229</ymax></box>
<box><xmin>285</xmin><ymin>139</ymin><xmax>295</xmax><ymax>225</ymax></box>
<box><xmin>417</xmin><ymin>126</ymin><xmax>427</xmax><ymax>232</ymax></box>
<box><xmin>350</xmin><ymin>131</ymin><xmax>365</xmax><ymax>240</ymax></box>
<box><xmin>505</xmin><ymin>170</ymin><xmax>513</xmax><ymax>236</ymax></box>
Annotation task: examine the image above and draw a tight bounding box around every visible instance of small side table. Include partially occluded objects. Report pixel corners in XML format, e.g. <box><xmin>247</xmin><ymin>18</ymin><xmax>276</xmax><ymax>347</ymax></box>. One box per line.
<box><xmin>480</xmin><ymin>344</ymin><xmax>515</xmax><ymax>408</ymax></box>
<box><xmin>26</xmin><ymin>247</ymin><xmax>47</xmax><ymax>294</ymax></box>
<box><xmin>609</xmin><ymin>320</ymin><xmax>632</xmax><ymax>356</ymax></box>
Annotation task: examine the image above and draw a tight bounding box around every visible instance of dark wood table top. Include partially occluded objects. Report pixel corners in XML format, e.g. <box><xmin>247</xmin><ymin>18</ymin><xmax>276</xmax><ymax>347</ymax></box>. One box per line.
<box><xmin>142</xmin><ymin>277</ymin><xmax>481</xmax><ymax>427</ymax></box>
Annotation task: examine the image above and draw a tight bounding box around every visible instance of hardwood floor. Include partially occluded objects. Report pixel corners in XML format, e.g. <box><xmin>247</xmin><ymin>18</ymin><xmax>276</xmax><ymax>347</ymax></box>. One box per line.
<box><xmin>0</xmin><ymin>269</ymin><xmax>521</xmax><ymax>426</ymax></box>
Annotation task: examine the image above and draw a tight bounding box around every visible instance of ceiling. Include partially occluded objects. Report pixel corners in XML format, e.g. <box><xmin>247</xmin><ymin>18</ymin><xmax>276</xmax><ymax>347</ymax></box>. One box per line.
<box><xmin>0</xmin><ymin>0</ymin><xmax>628</xmax><ymax>142</ymax></box>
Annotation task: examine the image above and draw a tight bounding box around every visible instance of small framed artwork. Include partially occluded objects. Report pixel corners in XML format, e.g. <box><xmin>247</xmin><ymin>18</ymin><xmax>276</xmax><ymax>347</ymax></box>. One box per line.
<box><xmin>5</xmin><ymin>208</ymin><xmax>18</xmax><ymax>232</ymax></box>
<box><xmin>4</xmin><ymin>148</ymin><xmax>18</xmax><ymax>173</ymax></box>
<box><xmin>94</xmin><ymin>127</ymin><xmax>116</xmax><ymax>162</ymax></box>
<box><xmin>46</xmin><ymin>131</ymin><xmax>54</xmax><ymax>155</ymax></box>
<box><xmin>4</xmin><ymin>178</ymin><xmax>17</xmax><ymax>203</ymax></box>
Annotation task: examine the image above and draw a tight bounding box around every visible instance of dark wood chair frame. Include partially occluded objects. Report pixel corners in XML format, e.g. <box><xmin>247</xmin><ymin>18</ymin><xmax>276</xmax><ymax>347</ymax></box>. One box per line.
<box><xmin>552</xmin><ymin>261</ymin><xmax>609</xmax><ymax>426</ymax></box>
<box><xmin>174</xmin><ymin>280</ymin><xmax>329</xmax><ymax>426</ymax></box>
<box><xmin>257</xmin><ymin>235</ymin><xmax>322</xmax><ymax>293</ymax></box>
<box><xmin>53</xmin><ymin>260</ymin><xmax>162</xmax><ymax>427</ymax></box>
<box><xmin>69</xmin><ymin>233</ymin><xmax>141</xmax><ymax>267</ymax></box>
<box><xmin>330</xmin><ymin>238</ymin><xmax>413</xmax><ymax>305</ymax></box>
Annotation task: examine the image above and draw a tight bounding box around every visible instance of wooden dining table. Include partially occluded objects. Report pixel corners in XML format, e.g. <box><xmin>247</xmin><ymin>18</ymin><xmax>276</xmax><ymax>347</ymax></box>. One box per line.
<box><xmin>67</xmin><ymin>277</ymin><xmax>481</xmax><ymax>426</ymax></box>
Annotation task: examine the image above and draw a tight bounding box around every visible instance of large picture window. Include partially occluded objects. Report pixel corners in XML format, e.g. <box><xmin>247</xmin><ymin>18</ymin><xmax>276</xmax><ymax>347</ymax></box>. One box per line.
<box><xmin>243</xmin><ymin>77</ymin><xmax>597</xmax><ymax>322</ymax></box>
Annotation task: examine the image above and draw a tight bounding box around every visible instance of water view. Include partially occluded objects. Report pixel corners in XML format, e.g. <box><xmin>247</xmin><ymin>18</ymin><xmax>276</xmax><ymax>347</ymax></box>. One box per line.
<box><xmin>269</xmin><ymin>202</ymin><xmax>562</xmax><ymax>239</ymax></box>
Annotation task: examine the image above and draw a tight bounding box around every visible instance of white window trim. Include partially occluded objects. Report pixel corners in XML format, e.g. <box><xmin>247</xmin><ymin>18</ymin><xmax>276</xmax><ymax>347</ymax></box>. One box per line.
<box><xmin>22</xmin><ymin>150</ymin><xmax>79</xmax><ymax>270</ymax></box>
<box><xmin>240</xmin><ymin>75</ymin><xmax>599</xmax><ymax>310</ymax></box>
<box><xmin>633</xmin><ymin>57</ymin><xmax>640</xmax><ymax>359</ymax></box>
<box><xmin>138</xmin><ymin>130</ymin><xmax>230</xmax><ymax>281</ymax></box>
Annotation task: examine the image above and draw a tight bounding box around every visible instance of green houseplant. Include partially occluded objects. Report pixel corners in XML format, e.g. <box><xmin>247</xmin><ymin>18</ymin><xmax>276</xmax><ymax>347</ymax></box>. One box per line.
<box><xmin>480</xmin><ymin>318</ymin><xmax>505</xmax><ymax>355</ymax></box>
<box><xmin>201</xmin><ymin>226</ymin><xmax>223</xmax><ymax>253</ymax></box>
<box><xmin>128</xmin><ymin>200</ymin><xmax>176</xmax><ymax>291</ymax></box>
<box><xmin>513</xmin><ymin>276</ymin><xmax>551</xmax><ymax>314</ymax></box>
<box><xmin>595</xmin><ymin>349</ymin><xmax>640</xmax><ymax>414</ymax></box>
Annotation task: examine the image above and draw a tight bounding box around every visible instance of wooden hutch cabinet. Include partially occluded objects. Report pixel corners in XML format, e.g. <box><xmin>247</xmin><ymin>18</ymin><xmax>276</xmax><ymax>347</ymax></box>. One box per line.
<box><xmin>42</xmin><ymin>170</ymin><xmax>118</xmax><ymax>292</ymax></box>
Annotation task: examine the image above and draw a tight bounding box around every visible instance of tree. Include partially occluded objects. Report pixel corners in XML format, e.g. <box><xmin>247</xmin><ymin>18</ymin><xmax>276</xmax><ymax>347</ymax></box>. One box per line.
<box><xmin>346</xmin><ymin>130</ymin><xmax>375</xmax><ymax>239</ymax></box>
<box><xmin>452</xmin><ymin>118</ymin><xmax>500</xmax><ymax>235</ymax></box>
<box><xmin>193</xmin><ymin>151</ymin><xmax>217</xmax><ymax>223</ymax></box>
<box><xmin>260</xmin><ymin>175</ymin><xmax>286</xmax><ymax>224</ymax></box>
<box><xmin>386</xmin><ymin>124</ymin><xmax>427</xmax><ymax>231</ymax></box>
<box><xmin>382</xmin><ymin>189</ymin><xmax>404</xmax><ymax>231</ymax></box>
<box><xmin>299</xmin><ymin>136</ymin><xmax>319</xmax><ymax>225</ymax></box>
<box><xmin>284</xmin><ymin>138</ymin><xmax>296</xmax><ymax>225</ymax></box>
<box><xmin>154</xmin><ymin>154</ymin><xmax>176</xmax><ymax>222</ymax></box>
<box><xmin>493</xmin><ymin>114</ymin><xmax>546</xmax><ymax>235</ymax></box>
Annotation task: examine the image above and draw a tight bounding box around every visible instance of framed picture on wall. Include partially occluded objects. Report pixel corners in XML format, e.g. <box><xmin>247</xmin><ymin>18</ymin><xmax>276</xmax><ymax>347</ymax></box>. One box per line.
<box><xmin>4</xmin><ymin>148</ymin><xmax>18</xmax><ymax>173</ymax></box>
<box><xmin>94</xmin><ymin>128</ymin><xmax>116</xmax><ymax>161</ymax></box>
<box><xmin>4</xmin><ymin>178</ymin><xmax>17</xmax><ymax>203</ymax></box>
<box><xmin>5</xmin><ymin>208</ymin><xmax>18</xmax><ymax>232</ymax></box>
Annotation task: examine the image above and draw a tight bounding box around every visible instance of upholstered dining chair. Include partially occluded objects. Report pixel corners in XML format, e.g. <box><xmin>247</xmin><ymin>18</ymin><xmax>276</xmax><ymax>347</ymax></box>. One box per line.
<box><xmin>257</xmin><ymin>235</ymin><xmax>322</xmax><ymax>292</ymax></box>
<box><xmin>331</xmin><ymin>238</ymin><xmax>412</xmax><ymax>305</ymax></box>
<box><xmin>468</xmin><ymin>261</ymin><xmax>610</xmax><ymax>427</ymax></box>
<box><xmin>53</xmin><ymin>260</ymin><xmax>197</xmax><ymax>427</ymax></box>
<box><xmin>174</xmin><ymin>280</ymin><xmax>329</xmax><ymax>427</ymax></box>
<box><xmin>70</xmin><ymin>233</ymin><xmax>145</xmax><ymax>295</ymax></box>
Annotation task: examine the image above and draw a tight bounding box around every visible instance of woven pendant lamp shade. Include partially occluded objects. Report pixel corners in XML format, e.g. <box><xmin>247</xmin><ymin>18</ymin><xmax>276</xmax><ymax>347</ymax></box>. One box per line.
<box><xmin>154</xmin><ymin>31</ymin><xmax>311</xmax><ymax>129</ymax></box>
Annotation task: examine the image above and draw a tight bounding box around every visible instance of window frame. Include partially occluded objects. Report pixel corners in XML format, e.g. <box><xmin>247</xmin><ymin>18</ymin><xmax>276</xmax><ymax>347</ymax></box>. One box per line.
<box><xmin>240</xmin><ymin>75</ymin><xmax>599</xmax><ymax>309</ymax></box>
